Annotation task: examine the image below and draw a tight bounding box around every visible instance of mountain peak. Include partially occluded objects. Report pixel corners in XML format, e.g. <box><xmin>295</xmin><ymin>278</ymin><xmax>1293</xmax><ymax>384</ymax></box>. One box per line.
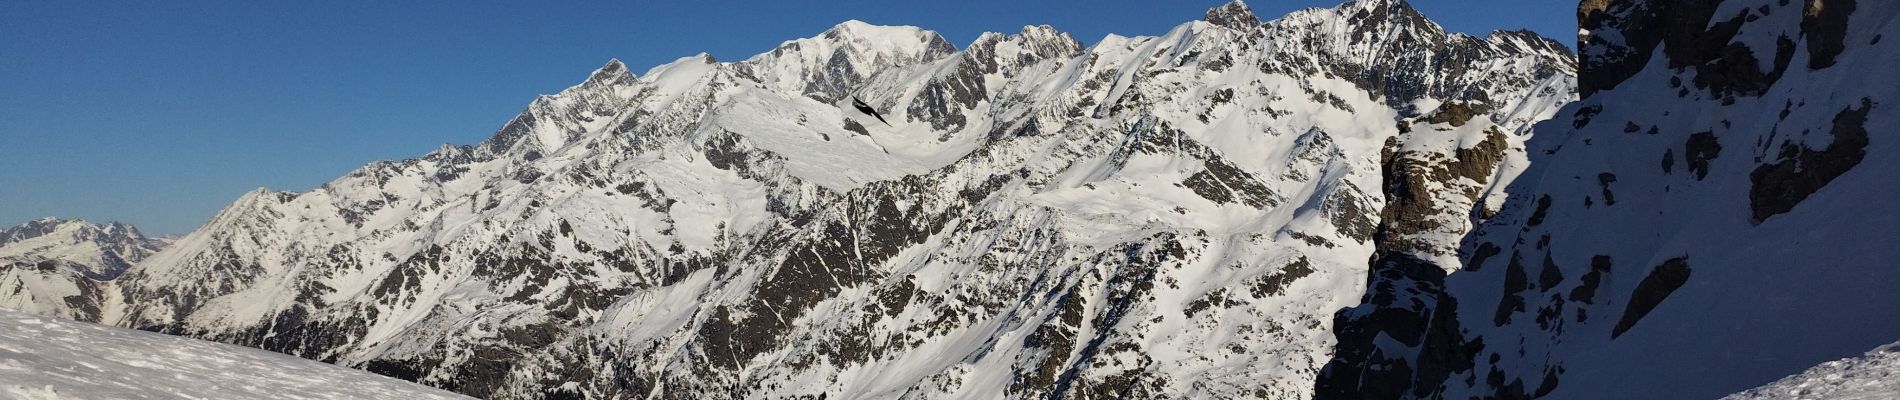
<box><xmin>3</xmin><ymin>217</ymin><xmax>81</xmax><ymax>241</ymax></box>
<box><xmin>17</xmin><ymin>216</ymin><xmax>73</xmax><ymax>229</ymax></box>
<box><xmin>1019</xmin><ymin>24</ymin><xmax>1062</xmax><ymax>38</ymax></box>
<box><xmin>1341</xmin><ymin>0</ymin><xmax>1410</xmax><ymax>10</ymax></box>
<box><xmin>779</xmin><ymin>19</ymin><xmax>951</xmax><ymax>58</ymax></box>
<box><xmin>821</xmin><ymin>20</ymin><xmax>938</xmax><ymax>44</ymax></box>
<box><xmin>1335</xmin><ymin>0</ymin><xmax>1429</xmax><ymax>24</ymax></box>
<box><xmin>583</xmin><ymin>58</ymin><xmax>633</xmax><ymax>86</ymax></box>
<box><xmin>825</xmin><ymin>19</ymin><xmax>874</xmax><ymax>34</ymax></box>
<box><xmin>642</xmin><ymin>53</ymin><xmax>717</xmax><ymax>78</ymax></box>
<box><xmin>1326</xmin><ymin>0</ymin><xmax>1442</xmax><ymax>45</ymax></box>
<box><xmin>742</xmin><ymin>19</ymin><xmax>954</xmax><ymax>102</ymax></box>
<box><xmin>1205</xmin><ymin>0</ymin><xmax>1260</xmax><ymax>30</ymax></box>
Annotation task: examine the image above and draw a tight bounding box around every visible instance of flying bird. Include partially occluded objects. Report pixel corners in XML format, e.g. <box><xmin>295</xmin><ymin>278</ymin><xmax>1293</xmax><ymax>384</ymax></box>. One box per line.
<box><xmin>852</xmin><ymin>96</ymin><xmax>892</xmax><ymax>127</ymax></box>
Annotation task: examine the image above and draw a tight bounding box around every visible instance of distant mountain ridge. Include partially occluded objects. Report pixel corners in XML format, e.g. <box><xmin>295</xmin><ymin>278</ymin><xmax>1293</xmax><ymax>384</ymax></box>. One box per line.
<box><xmin>0</xmin><ymin>217</ymin><xmax>165</xmax><ymax>279</ymax></box>
<box><xmin>0</xmin><ymin>217</ymin><xmax>167</xmax><ymax>322</ymax></box>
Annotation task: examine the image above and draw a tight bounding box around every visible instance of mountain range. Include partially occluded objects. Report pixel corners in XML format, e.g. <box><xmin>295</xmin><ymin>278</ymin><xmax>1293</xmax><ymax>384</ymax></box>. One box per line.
<box><xmin>2</xmin><ymin>0</ymin><xmax>1892</xmax><ymax>398</ymax></box>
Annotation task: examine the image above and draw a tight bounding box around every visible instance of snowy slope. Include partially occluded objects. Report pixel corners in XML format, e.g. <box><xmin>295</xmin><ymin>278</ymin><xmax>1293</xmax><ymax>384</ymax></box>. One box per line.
<box><xmin>0</xmin><ymin>218</ymin><xmax>165</xmax><ymax>322</ymax></box>
<box><xmin>1723</xmin><ymin>341</ymin><xmax>1900</xmax><ymax>400</ymax></box>
<box><xmin>1320</xmin><ymin>0</ymin><xmax>1900</xmax><ymax>398</ymax></box>
<box><xmin>0</xmin><ymin>307</ymin><xmax>469</xmax><ymax>399</ymax></box>
<box><xmin>3</xmin><ymin>1</ymin><xmax>1575</xmax><ymax>398</ymax></box>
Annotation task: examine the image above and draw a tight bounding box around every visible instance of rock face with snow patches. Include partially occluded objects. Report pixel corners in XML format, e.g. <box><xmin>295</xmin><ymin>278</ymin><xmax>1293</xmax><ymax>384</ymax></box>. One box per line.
<box><xmin>0</xmin><ymin>218</ymin><xmax>166</xmax><ymax>322</ymax></box>
<box><xmin>1319</xmin><ymin>0</ymin><xmax>1900</xmax><ymax>398</ymax></box>
<box><xmin>4</xmin><ymin>1</ymin><xmax>1582</xmax><ymax>398</ymax></box>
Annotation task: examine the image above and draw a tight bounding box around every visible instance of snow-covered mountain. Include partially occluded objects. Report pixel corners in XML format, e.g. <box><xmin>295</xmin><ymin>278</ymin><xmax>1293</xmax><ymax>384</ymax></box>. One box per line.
<box><xmin>1319</xmin><ymin>0</ymin><xmax>1900</xmax><ymax>398</ymax></box>
<box><xmin>5</xmin><ymin>0</ymin><xmax>1581</xmax><ymax>398</ymax></box>
<box><xmin>0</xmin><ymin>217</ymin><xmax>163</xmax><ymax>280</ymax></box>
<box><xmin>9</xmin><ymin>0</ymin><xmax>1889</xmax><ymax>398</ymax></box>
<box><xmin>0</xmin><ymin>218</ymin><xmax>166</xmax><ymax>322</ymax></box>
<box><xmin>0</xmin><ymin>308</ymin><xmax>469</xmax><ymax>399</ymax></box>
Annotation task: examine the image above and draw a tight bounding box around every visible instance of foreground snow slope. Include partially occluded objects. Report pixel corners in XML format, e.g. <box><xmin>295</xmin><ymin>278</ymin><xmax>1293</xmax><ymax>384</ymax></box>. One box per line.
<box><xmin>1723</xmin><ymin>342</ymin><xmax>1900</xmax><ymax>400</ymax></box>
<box><xmin>0</xmin><ymin>308</ymin><xmax>469</xmax><ymax>399</ymax></box>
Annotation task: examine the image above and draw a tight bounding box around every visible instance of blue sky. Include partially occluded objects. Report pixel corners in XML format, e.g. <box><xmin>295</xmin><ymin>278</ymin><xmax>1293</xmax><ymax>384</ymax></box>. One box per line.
<box><xmin>0</xmin><ymin>0</ymin><xmax>1571</xmax><ymax>235</ymax></box>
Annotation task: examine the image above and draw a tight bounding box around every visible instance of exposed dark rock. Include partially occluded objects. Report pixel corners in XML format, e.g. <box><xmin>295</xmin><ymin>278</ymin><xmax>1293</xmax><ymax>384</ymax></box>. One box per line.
<box><xmin>1577</xmin><ymin>0</ymin><xmax>1795</xmax><ymax>99</ymax></box>
<box><xmin>906</xmin><ymin>57</ymin><xmax>985</xmax><ymax>132</ymax></box>
<box><xmin>1495</xmin><ymin>254</ymin><xmax>1530</xmax><ymax>326</ymax></box>
<box><xmin>1249</xmin><ymin>256</ymin><xmax>1316</xmax><ymax>298</ymax></box>
<box><xmin>701</xmin><ymin>181</ymin><xmax>949</xmax><ymax>371</ymax></box>
<box><xmin>59</xmin><ymin>279</ymin><xmax>105</xmax><ymax>322</ymax></box>
<box><xmin>1533</xmin><ymin>367</ymin><xmax>1562</xmax><ymax>397</ymax></box>
<box><xmin>1184</xmin><ymin>156</ymin><xmax>1277</xmax><ymax>209</ymax></box>
<box><xmin>1749</xmin><ymin>98</ymin><xmax>1873</xmax><ymax>223</ymax></box>
<box><xmin>1316</xmin><ymin>251</ymin><xmax>1479</xmax><ymax>400</ymax></box>
<box><xmin>1537</xmin><ymin>252</ymin><xmax>1565</xmax><ymax>290</ymax></box>
<box><xmin>1327</xmin><ymin>183</ymin><xmax>1380</xmax><ymax>242</ymax></box>
<box><xmin>1576</xmin><ymin>1</ymin><xmax>1678</xmax><ymax>96</ymax></box>
<box><xmin>1374</xmin><ymin>129</ymin><xmax>1511</xmax><ymax>256</ymax></box>
<box><xmin>1570</xmin><ymin>256</ymin><xmax>1612</xmax><ymax>304</ymax></box>
<box><xmin>1685</xmin><ymin>131</ymin><xmax>1723</xmax><ymax>180</ymax></box>
<box><xmin>364</xmin><ymin>358</ymin><xmax>433</xmax><ymax>382</ymax></box>
<box><xmin>437</xmin><ymin>345</ymin><xmax>521</xmax><ymax>398</ymax></box>
<box><xmin>1612</xmin><ymin>257</ymin><xmax>1693</xmax><ymax>339</ymax></box>
<box><xmin>875</xmin><ymin>277</ymin><xmax>918</xmax><ymax>318</ymax></box>
<box><xmin>1573</xmin><ymin>105</ymin><xmax>1602</xmax><ymax>128</ymax></box>
<box><xmin>1535</xmin><ymin>293</ymin><xmax>1567</xmax><ymax>331</ymax></box>
<box><xmin>1423</xmin><ymin>102</ymin><xmax>1481</xmax><ymax>127</ymax></box>
<box><xmin>1694</xmin><ymin>29</ymin><xmax>1796</xmax><ymax>101</ymax></box>
<box><xmin>842</xmin><ymin>119</ymin><xmax>869</xmax><ymax>136</ymax></box>
<box><xmin>1527</xmin><ymin>195</ymin><xmax>1553</xmax><ymax>227</ymax></box>
<box><xmin>704</xmin><ymin>132</ymin><xmax>753</xmax><ymax>171</ymax></box>
<box><xmin>1168</xmin><ymin>131</ymin><xmax>1278</xmax><ymax>209</ymax></box>
<box><xmin>1204</xmin><ymin>0</ymin><xmax>1261</xmax><ymax>30</ymax></box>
<box><xmin>1597</xmin><ymin>172</ymin><xmax>1618</xmax><ymax>206</ymax></box>
<box><xmin>1466</xmin><ymin>241</ymin><xmax>1502</xmax><ymax>272</ymax></box>
<box><xmin>1802</xmin><ymin>0</ymin><xmax>1857</xmax><ymax>69</ymax></box>
<box><xmin>1319</xmin><ymin>121</ymin><xmax>1518</xmax><ymax>399</ymax></box>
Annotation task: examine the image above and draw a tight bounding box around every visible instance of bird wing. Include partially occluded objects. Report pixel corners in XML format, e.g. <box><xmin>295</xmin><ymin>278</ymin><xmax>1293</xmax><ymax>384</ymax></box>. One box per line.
<box><xmin>851</xmin><ymin>96</ymin><xmax>891</xmax><ymax>126</ymax></box>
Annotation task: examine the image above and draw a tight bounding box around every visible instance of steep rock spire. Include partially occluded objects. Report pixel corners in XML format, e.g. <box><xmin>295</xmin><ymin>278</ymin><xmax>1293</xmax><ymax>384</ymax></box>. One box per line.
<box><xmin>583</xmin><ymin>58</ymin><xmax>633</xmax><ymax>86</ymax></box>
<box><xmin>1205</xmin><ymin>0</ymin><xmax>1261</xmax><ymax>30</ymax></box>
